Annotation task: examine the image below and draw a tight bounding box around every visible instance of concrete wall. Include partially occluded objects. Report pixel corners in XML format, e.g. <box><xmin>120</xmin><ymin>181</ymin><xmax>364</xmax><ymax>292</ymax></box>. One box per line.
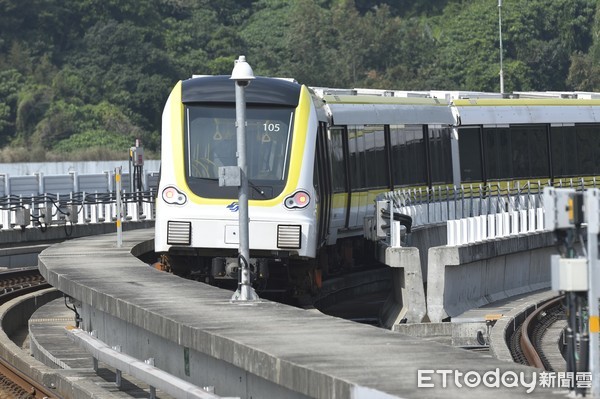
<box><xmin>426</xmin><ymin>233</ymin><xmax>554</xmax><ymax>322</ymax></box>
<box><xmin>408</xmin><ymin>223</ymin><xmax>447</xmax><ymax>283</ymax></box>
<box><xmin>81</xmin><ymin>304</ymin><xmax>310</xmax><ymax>399</ymax></box>
<box><xmin>379</xmin><ymin>224</ymin><xmax>554</xmax><ymax>326</ymax></box>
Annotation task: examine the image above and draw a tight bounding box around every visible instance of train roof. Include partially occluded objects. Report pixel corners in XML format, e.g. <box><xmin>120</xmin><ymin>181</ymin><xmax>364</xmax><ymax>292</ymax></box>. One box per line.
<box><xmin>311</xmin><ymin>87</ymin><xmax>454</xmax><ymax>126</ymax></box>
<box><xmin>311</xmin><ymin>86</ymin><xmax>600</xmax><ymax>126</ymax></box>
<box><xmin>182</xmin><ymin>76</ymin><xmax>600</xmax><ymax>126</ymax></box>
<box><xmin>182</xmin><ymin>75</ymin><xmax>301</xmax><ymax>107</ymax></box>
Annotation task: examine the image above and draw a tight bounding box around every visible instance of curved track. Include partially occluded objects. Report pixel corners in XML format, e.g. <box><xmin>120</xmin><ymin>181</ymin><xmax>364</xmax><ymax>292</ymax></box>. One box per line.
<box><xmin>0</xmin><ymin>267</ymin><xmax>58</xmax><ymax>399</ymax></box>
<box><xmin>510</xmin><ymin>295</ymin><xmax>565</xmax><ymax>370</ymax></box>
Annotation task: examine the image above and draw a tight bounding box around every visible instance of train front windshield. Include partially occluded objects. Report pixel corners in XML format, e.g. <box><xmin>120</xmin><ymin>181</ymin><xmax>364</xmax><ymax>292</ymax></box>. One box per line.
<box><xmin>184</xmin><ymin>105</ymin><xmax>294</xmax><ymax>198</ymax></box>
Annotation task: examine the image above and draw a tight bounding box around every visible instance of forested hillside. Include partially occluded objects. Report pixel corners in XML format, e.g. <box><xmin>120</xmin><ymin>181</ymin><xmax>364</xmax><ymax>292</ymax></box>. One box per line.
<box><xmin>0</xmin><ymin>0</ymin><xmax>598</xmax><ymax>161</ymax></box>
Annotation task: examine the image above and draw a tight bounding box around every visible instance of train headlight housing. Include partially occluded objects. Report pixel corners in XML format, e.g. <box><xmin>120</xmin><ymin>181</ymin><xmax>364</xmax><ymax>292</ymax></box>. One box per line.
<box><xmin>162</xmin><ymin>186</ymin><xmax>187</xmax><ymax>205</ymax></box>
<box><xmin>284</xmin><ymin>191</ymin><xmax>310</xmax><ymax>209</ymax></box>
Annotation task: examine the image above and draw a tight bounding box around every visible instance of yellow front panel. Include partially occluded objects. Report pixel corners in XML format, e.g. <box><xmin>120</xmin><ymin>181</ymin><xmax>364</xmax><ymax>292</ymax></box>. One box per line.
<box><xmin>170</xmin><ymin>84</ymin><xmax>314</xmax><ymax>207</ymax></box>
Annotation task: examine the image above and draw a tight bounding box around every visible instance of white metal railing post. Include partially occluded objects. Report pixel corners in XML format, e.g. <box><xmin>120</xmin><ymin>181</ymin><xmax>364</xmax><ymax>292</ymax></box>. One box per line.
<box><xmin>528</xmin><ymin>208</ymin><xmax>536</xmax><ymax>233</ymax></box>
<box><xmin>536</xmin><ymin>207</ymin><xmax>545</xmax><ymax>231</ymax></box>
<box><xmin>519</xmin><ymin>209</ymin><xmax>527</xmax><ymax>234</ymax></box>
<box><xmin>146</xmin><ymin>357</ymin><xmax>157</xmax><ymax>399</ymax></box>
<box><xmin>113</xmin><ymin>344</ymin><xmax>122</xmax><ymax>388</ymax></box>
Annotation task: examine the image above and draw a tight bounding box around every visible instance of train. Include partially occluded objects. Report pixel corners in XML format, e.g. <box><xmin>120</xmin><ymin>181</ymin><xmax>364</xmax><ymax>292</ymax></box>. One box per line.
<box><xmin>154</xmin><ymin>74</ymin><xmax>600</xmax><ymax>290</ymax></box>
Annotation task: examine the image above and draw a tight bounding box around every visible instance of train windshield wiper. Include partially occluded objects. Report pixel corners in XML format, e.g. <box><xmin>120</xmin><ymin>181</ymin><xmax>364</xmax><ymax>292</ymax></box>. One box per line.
<box><xmin>193</xmin><ymin>176</ymin><xmax>266</xmax><ymax>198</ymax></box>
<box><xmin>248</xmin><ymin>180</ymin><xmax>267</xmax><ymax>198</ymax></box>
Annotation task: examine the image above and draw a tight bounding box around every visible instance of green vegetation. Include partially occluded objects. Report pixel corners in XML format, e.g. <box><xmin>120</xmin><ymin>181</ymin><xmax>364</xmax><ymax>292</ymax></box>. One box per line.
<box><xmin>0</xmin><ymin>0</ymin><xmax>598</xmax><ymax>161</ymax></box>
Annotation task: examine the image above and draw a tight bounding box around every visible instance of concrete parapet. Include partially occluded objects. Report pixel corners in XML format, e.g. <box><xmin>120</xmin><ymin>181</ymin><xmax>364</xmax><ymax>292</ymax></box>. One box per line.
<box><xmin>377</xmin><ymin>244</ymin><xmax>426</xmax><ymax>327</ymax></box>
<box><xmin>34</xmin><ymin>229</ymin><xmax>558</xmax><ymax>398</ymax></box>
<box><xmin>408</xmin><ymin>224</ymin><xmax>447</xmax><ymax>283</ymax></box>
<box><xmin>427</xmin><ymin>232</ymin><xmax>554</xmax><ymax>322</ymax></box>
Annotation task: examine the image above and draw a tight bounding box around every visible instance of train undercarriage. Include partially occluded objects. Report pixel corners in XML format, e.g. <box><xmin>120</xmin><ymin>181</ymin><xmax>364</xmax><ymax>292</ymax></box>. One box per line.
<box><xmin>154</xmin><ymin>237</ymin><xmax>374</xmax><ymax>301</ymax></box>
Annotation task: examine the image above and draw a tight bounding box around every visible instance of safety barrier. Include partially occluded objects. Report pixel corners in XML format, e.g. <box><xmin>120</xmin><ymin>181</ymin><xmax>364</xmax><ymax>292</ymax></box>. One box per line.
<box><xmin>67</xmin><ymin>327</ymin><xmax>234</xmax><ymax>399</ymax></box>
<box><xmin>446</xmin><ymin>208</ymin><xmax>546</xmax><ymax>246</ymax></box>
<box><xmin>377</xmin><ymin>178</ymin><xmax>597</xmax><ymax>247</ymax></box>
<box><xmin>0</xmin><ymin>169</ymin><xmax>158</xmax><ymax>231</ymax></box>
<box><xmin>0</xmin><ymin>170</ymin><xmax>158</xmax><ymax>197</ymax></box>
<box><xmin>0</xmin><ymin>191</ymin><xmax>156</xmax><ymax>231</ymax></box>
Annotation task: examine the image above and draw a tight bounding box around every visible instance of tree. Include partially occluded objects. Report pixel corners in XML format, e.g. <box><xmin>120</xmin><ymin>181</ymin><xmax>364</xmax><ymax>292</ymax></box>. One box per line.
<box><xmin>14</xmin><ymin>84</ymin><xmax>53</xmax><ymax>145</ymax></box>
<box><xmin>568</xmin><ymin>4</ymin><xmax>600</xmax><ymax>90</ymax></box>
<box><xmin>0</xmin><ymin>68</ymin><xmax>24</xmax><ymax>145</ymax></box>
<box><xmin>240</xmin><ymin>0</ymin><xmax>293</xmax><ymax>77</ymax></box>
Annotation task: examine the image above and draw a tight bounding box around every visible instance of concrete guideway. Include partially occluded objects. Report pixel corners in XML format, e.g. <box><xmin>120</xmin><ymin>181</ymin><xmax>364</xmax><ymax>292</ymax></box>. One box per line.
<box><xmin>377</xmin><ymin>223</ymin><xmax>554</xmax><ymax>327</ymax></box>
<box><xmin>36</xmin><ymin>229</ymin><xmax>553</xmax><ymax>398</ymax></box>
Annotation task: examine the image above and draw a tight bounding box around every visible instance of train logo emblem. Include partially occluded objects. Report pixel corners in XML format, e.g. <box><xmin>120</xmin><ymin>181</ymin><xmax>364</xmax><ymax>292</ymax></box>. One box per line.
<box><xmin>226</xmin><ymin>202</ymin><xmax>239</xmax><ymax>212</ymax></box>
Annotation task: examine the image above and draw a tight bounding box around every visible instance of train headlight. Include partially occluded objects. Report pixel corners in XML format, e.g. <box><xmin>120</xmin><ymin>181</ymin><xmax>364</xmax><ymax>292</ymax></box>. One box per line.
<box><xmin>162</xmin><ymin>186</ymin><xmax>187</xmax><ymax>205</ymax></box>
<box><xmin>284</xmin><ymin>190</ymin><xmax>310</xmax><ymax>209</ymax></box>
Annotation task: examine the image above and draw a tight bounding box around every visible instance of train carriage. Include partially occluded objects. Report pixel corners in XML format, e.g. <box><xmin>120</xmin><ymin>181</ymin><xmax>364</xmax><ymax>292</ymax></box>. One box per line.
<box><xmin>155</xmin><ymin>75</ymin><xmax>600</xmax><ymax>289</ymax></box>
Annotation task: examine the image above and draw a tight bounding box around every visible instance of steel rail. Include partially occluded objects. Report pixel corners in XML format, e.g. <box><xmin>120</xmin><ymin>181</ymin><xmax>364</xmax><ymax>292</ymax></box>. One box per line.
<box><xmin>0</xmin><ymin>266</ymin><xmax>59</xmax><ymax>398</ymax></box>
<box><xmin>519</xmin><ymin>295</ymin><xmax>565</xmax><ymax>369</ymax></box>
<box><xmin>0</xmin><ymin>356</ymin><xmax>59</xmax><ymax>398</ymax></box>
<box><xmin>0</xmin><ymin>267</ymin><xmax>50</xmax><ymax>303</ymax></box>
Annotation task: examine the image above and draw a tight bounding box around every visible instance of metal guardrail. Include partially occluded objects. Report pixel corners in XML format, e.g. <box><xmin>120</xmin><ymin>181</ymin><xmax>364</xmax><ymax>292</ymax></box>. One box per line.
<box><xmin>0</xmin><ymin>169</ymin><xmax>159</xmax><ymax>231</ymax></box>
<box><xmin>67</xmin><ymin>327</ymin><xmax>237</xmax><ymax>399</ymax></box>
<box><xmin>0</xmin><ymin>190</ymin><xmax>156</xmax><ymax>230</ymax></box>
<box><xmin>372</xmin><ymin>178</ymin><xmax>598</xmax><ymax>247</ymax></box>
<box><xmin>0</xmin><ymin>171</ymin><xmax>159</xmax><ymax>197</ymax></box>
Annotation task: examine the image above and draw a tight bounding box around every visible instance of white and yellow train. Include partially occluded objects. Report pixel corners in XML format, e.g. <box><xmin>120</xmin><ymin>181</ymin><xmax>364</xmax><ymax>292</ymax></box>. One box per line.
<box><xmin>155</xmin><ymin>75</ymin><xmax>600</xmax><ymax>288</ymax></box>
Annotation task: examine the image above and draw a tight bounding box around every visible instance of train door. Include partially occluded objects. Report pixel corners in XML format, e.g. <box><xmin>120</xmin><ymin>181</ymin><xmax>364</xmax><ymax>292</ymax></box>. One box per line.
<box><xmin>315</xmin><ymin>122</ymin><xmax>332</xmax><ymax>247</ymax></box>
<box><xmin>327</xmin><ymin>126</ymin><xmax>349</xmax><ymax>244</ymax></box>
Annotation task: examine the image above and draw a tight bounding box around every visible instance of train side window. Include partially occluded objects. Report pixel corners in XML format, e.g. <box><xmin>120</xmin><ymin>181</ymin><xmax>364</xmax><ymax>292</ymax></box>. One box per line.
<box><xmin>528</xmin><ymin>126</ymin><xmax>548</xmax><ymax>177</ymax></box>
<box><xmin>551</xmin><ymin>126</ymin><xmax>577</xmax><ymax>177</ymax></box>
<box><xmin>458</xmin><ymin>127</ymin><xmax>483</xmax><ymax>182</ymax></box>
<box><xmin>348</xmin><ymin>126</ymin><xmax>366</xmax><ymax>190</ymax></box>
<box><xmin>329</xmin><ymin>127</ymin><xmax>346</xmax><ymax>193</ymax></box>
<box><xmin>429</xmin><ymin>126</ymin><xmax>453</xmax><ymax>184</ymax></box>
<box><xmin>390</xmin><ymin>124</ymin><xmax>426</xmax><ymax>186</ymax></box>
<box><xmin>552</xmin><ymin>124</ymin><xmax>600</xmax><ymax>177</ymax></box>
<box><xmin>576</xmin><ymin>124</ymin><xmax>600</xmax><ymax>175</ymax></box>
<box><xmin>364</xmin><ymin>125</ymin><xmax>387</xmax><ymax>188</ymax></box>
<box><xmin>509</xmin><ymin>125</ymin><xmax>548</xmax><ymax>178</ymax></box>
<box><xmin>484</xmin><ymin>127</ymin><xmax>511</xmax><ymax>180</ymax></box>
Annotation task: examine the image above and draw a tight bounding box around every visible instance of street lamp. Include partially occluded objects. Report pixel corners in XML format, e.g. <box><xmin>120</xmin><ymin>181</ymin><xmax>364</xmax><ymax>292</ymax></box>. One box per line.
<box><xmin>230</xmin><ymin>55</ymin><xmax>259</xmax><ymax>302</ymax></box>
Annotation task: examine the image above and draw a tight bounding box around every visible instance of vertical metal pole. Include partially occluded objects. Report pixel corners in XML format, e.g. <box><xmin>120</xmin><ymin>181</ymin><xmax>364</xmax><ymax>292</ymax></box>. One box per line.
<box><xmin>115</xmin><ymin>167</ymin><xmax>123</xmax><ymax>248</ymax></box>
<box><xmin>128</xmin><ymin>149</ymin><xmax>133</xmax><ymax>193</ymax></box>
<box><xmin>587</xmin><ymin>189</ymin><xmax>600</xmax><ymax>396</ymax></box>
<box><xmin>114</xmin><ymin>345</ymin><xmax>122</xmax><ymax>388</ymax></box>
<box><xmin>231</xmin><ymin>76</ymin><xmax>258</xmax><ymax>302</ymax></box>
<box><xmin>498</xmin><ymin>0</ymin><xmax>505</xmax><ymax>94</ymax></box>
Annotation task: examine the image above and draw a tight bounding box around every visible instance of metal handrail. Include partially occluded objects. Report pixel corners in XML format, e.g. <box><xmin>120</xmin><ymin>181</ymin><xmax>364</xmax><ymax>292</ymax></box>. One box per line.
<box><xmin>67</xmin><ymin>327</ymin><xmax>238</xmax><ymax>399</ymax></box>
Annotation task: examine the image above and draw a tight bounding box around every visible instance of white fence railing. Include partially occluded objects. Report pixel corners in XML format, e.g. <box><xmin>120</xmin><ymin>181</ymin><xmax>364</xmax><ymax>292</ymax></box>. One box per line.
<box><xmin>0</xmin><ymin>170</ymin><xmax>159</xmax><ymax>197</ymax></box>
<box><xmin>0</xmin><ymin>191</ymin><xmax>155</xmax><ymax>231</ymax></box>
<box><xmin>377</xmin><ymin>179</ymin><xmax>597</xmax><ymax>247</ymax></box>
<box><xmin>446</xmin><ymin>208</ymin><xmax>546</xmax><ymax>246</ymax></box>
<box><xmin>0</xmin><ymin>168</ymin><xmax>159</xmax><ymax>231</ymax></box>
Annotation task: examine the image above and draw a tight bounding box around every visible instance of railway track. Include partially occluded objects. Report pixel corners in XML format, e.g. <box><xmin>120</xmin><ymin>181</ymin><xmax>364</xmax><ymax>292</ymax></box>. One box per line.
<box><xmin>509</xmin><ymin>295</ymin><xmax>566</xmax><ymax>370</ymax></box>
<box><xmin>0</xmin><ymin>267</ymin><xmax>59</xmax><ymax>399</ymax></box>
